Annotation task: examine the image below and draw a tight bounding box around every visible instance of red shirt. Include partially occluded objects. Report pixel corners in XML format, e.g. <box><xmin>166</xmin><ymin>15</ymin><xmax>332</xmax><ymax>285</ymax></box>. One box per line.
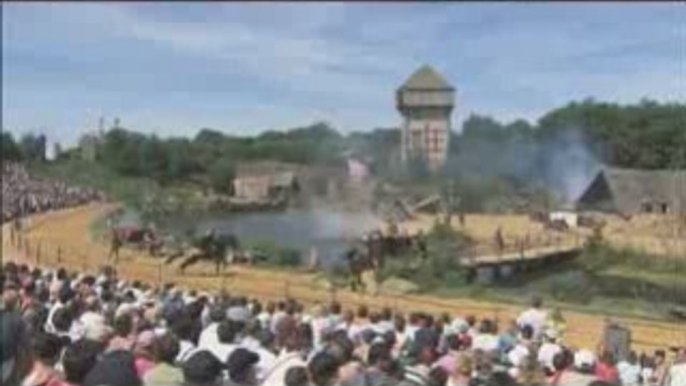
<box><xmin>595</xmin><ymin>362</ymin><xmax>619</xmax><ymax>383</ymax></box>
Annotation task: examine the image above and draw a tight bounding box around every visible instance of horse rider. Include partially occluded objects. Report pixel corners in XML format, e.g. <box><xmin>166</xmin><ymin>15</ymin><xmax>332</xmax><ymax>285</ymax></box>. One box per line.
<box><xmin>109</xmin><ymin>229</ymin><xmax>123</xmax><ymax>264</ymax></box>
<box><xmin>494</xmin><ymin>226</ymin><xmax>505</xmax><ymax>256</ymax></box>
<box><xmin>415</xmin><ymin>230</ymin><xmax>428</xmax><ymax>260</ymax></box>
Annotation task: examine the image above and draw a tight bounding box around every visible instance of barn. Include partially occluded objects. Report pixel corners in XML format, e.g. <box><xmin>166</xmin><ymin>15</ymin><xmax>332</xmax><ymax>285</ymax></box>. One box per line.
<box><xmin>576</xmin><ymin>168</ymin><xmax>685</xmax><ymax>215</ymax></box>
<box><xmin>233</xmin><ymin>162</ymin><xmax>300</xmax><ymax>201</ymax></box>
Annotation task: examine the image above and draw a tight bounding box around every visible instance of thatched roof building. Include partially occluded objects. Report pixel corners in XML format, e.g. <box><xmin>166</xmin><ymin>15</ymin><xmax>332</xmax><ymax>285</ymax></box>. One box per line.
<box><xmin>576</xmin><ymin>168</ymin><xmax>686</xmax><ymax>214</ymax></box>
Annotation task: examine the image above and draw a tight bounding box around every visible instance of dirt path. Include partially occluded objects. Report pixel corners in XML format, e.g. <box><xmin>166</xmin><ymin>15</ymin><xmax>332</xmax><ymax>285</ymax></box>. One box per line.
<box><xmin>3</xmin><ymin>204</ymin><xmax>684</xmax><ymax>352</ymax></box>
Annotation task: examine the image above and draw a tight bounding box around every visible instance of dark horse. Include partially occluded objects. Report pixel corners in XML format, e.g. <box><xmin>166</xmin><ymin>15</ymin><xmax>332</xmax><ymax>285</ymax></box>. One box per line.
<box><xmin>344</xmin><ymin>245</ymin><xmax>375</xmax><ymax>292</ymax></box>
<box><xmin>169</xmin><ymin>231</ymin><xmax>240</xmax><ymax>275</ymax></box>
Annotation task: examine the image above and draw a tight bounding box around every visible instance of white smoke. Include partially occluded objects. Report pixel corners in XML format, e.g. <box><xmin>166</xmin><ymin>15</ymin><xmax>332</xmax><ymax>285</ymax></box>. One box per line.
<box><xmin>541</xmin><ymin>129</ymin><xmax>602</xmax><ymax>205</ymax></box>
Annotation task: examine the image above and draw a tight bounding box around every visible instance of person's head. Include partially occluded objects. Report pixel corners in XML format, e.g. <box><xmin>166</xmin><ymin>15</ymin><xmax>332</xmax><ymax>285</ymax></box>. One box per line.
<box><xmin>520</xmin><ymin>324</ymin><xmax>534</xmax><ymax>341</ymax></box>
<box><xmin>285</xmin><ymin>366</ymin><xmax>309</xmax><ymax>386</ymax></box>
<box><xmin>367</xmin><ymin>342</ymin><xmax>391</xmax><ymax>367</ymax></box>
<box><xmin>31</xmin><ymin>332</ymin><xmax>64</xmax><ymax>366</ymax></box>
<box><xmin>531</xmin><ymin>296</ymin><xmax>543</xmax><ymax>309</ymax></box>
<box><xmin>626</xmin><ymin>350</ymin><xmax>638</xmax><ymax>365</ymax></box>
<box><xmin>171</xmin><ymin>314</ymin><xmax>194</xmax><ymax>342</ymax></box>
<box><xmin>57</xmin><ymin>285</ymin><xmax>74</xmax><ymax>304</ymax></box>
<box><xmin>479</xmin><ymin>319</ymin><xmax>495</xmax><ymax>334</ymax></box>
<box><xmin>446</xmin><ymin>334</ymin><xmax>462</xmax><ymax>352</ymax></box>
<box><xmin>428</xmin><ymin>366</ymin><xmax>448</xmax><ymax>386</ymax></box>
<box><xmin>394</xmin><ymin>314</ymin><xmax>406</xmax><ymax>332</ymax></box>
<box><xmin>62</xmin><ymin>339</ymin><xmax>102</xmax><ymax>385</ymax></box>
<box><xmin>113</xmin><ymin>313</ymin><xmax>134</xmax><ymax>338</ymax></box>
<box><xmin>182</xmin><ymin>350</ymin><xmax>224</xmax><ymax>386</ymax></box>
<box><xmin>552</xmin><ymin>350</ymin><xmax>572</xmax><ymax>372</ymax></box>
<box><xmin>357</xmin><ymin>305</ymin><xmax>369</xmax><ymax>319</ymax></box>
<box><xmin>208</xmin><ymin>305</ymin><xmax>226</xmax><ymax>324</ymax></box>
<box><xmin>153</xmin><ymin>332</ymin><xmax>180</xmax><ymax>365</ymax></box>
<box><xmin>218</xmin><ymin>319</ymin><xmax>239</xmax><ymax>345</ymax></box>
<box><xmin>226</xmin><ymin>348</ymin><xmax>259</xmax><ymax>385</ymax></box>
<box><xmin>454</xmin><ymin>354</ymin><xmax>473</xmax><ymax>378</ymax></box>
<box><xmin>465</xmin><ymin>315</ymin><xmax>476</xmax><ymax>328</ymax></box>
<box><xmin>308</xmin><ymin>352</ymin><xmax>340</xmax><ymax>386</ymax></box>
<box><xmin>654</xmin><ymin>350</ymin><xmax>666</xmax><ymax>365</ymax></box>
<box><xmin>329</xmin><ymin>301</ymin><xmax>341</xmax><ymax>316</ymax></box>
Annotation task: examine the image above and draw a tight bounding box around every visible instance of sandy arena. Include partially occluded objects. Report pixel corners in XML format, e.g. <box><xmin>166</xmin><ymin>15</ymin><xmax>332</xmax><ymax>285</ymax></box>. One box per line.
<box><xmin>2</xmin><ymin>203</ymin><xmax>684</xmax><ymax>353</ymax></box>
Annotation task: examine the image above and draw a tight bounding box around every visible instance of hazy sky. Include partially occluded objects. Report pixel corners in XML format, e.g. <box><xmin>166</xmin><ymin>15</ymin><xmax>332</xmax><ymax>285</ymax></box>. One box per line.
<box><xmin>2</xmin><ymin>2</ymin><xmax>684</xmax><ymax>146</ymax></box>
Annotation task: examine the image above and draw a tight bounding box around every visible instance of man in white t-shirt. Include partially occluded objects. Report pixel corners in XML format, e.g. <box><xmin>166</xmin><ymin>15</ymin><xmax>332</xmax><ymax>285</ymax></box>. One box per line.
<box><xmin>666</xmin><ymin>349</ymin><xmax>686</xmax><ymax>386</ymax></box>
<box><xmin>537</xmin><ymin>329</ymin><xmax>562</xmax><ymax>371</ymax></box>
<box><xmin>617</xmin><ymin>351</ymin><xmax>642</xmax><ymax>386</ymax></box>
<box><xmin>517</xmin><ymin>296</ymin><xmax>548</xmax><ymax>338</ymax></box>
<box><xmin>198</xmin><ymin>306</ymin><xmax>225</xmax><ymax>348</ymax></box>
<box><xmin>202</xmin><ymin>319</ymin><xmax>239</xmax><ymax>363</ymax></box>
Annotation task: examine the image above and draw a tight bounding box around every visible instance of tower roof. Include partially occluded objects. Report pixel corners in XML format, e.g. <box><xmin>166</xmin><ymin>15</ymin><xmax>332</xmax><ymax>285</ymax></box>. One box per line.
<box><xmin>399</xmin><ymin>65</ymin><xmax>454</xmax><ymax>91</ymax></box>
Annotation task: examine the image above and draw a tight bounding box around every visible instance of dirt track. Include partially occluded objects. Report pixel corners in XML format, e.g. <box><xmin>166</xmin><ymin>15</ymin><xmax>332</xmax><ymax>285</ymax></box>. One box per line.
<box><xmin>2</xmin><ymin>203</ymin><xmax>684</xmax><ymax>352</ymax></box>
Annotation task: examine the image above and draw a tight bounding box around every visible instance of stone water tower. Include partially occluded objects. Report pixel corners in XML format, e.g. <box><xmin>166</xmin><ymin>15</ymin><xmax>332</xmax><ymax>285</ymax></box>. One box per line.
<box><xmin>396</xmin><ymin>65</ymin><xmax>455</xmax><ymax>173</ymax></box>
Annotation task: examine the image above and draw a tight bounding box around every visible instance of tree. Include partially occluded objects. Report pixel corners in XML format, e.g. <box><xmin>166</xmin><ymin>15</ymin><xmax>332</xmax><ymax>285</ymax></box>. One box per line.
<box><xmin>19</xmin><ymin>133</ymin><xmax>47</xmax><ymax>162</ymax></box>
<box><xmin>208</xmin><ymin>157</ymin><xmax>235</xmax><ymax>195</ymax></box>
<box><xmin>1</xmin><ymin>131</ymin><xmax>23</xmax><ymax>162</ymax></box>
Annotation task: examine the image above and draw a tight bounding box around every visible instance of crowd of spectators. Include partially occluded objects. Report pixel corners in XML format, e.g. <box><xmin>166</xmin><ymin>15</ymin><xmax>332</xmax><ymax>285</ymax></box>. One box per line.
<box><xmin>2</xmin><ymin>163</ymin><xmax>105</xmax><ymax>223</ymax></box>
<box><xmin>1</xmin><ymin>262</ymin><xmax>685</xmax><ymax>386</ymax></box>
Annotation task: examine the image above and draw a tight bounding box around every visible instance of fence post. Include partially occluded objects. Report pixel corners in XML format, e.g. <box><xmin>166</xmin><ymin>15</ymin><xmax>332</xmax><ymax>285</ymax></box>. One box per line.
<box><xmin>284</xmin><ymin>280</ymin><xmax>290</xmax><ymax>300</ymax></box>
<box><xmin>36</xmin><ymin>241</ymin><xmax>42</xmax><ymax>265</ymax></box>
<box><xmin>157</xmin><ymin>262</ymin><xmax>163</xmax><ymax>289</ymax></box>
<box><xmin>56</xmin><ymin>246</ymin><xmax>62</xmax><ymax>265</ymax></box>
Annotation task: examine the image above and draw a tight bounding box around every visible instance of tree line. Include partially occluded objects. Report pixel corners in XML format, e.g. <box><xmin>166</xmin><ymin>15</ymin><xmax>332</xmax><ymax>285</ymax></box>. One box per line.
<box><xmin>2</xmin><ymin>99</ymin><xmax>684</xmax><ymax>199</ymax></box>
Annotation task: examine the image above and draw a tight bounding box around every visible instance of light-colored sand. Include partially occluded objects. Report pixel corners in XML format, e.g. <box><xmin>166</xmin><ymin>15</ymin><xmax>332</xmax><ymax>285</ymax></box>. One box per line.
<box><xmin>3</xmin><ymin>203</ymin><xmax>684</xmax><ymax>352</ymax></box>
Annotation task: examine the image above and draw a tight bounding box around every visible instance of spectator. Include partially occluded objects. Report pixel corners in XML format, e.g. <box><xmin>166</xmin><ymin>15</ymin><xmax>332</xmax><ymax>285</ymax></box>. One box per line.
<box><xmin>595</xmin><ymin>350</ymin><xmax>620</xmax><ymax>384</ymax></box>
<box><xmin>516</xmin><ymin>296</ymin><xmax>548</xmax><ymax>339</ymax></box>
<box><xmin>144</xmin><ymin>332</ymin><xmax>183</xmax><ymax>386</ymax></box>
<box><xmin>21</xmin><ymin>332</ymin><xmax>64</xmax><ymax>386</ymax></box>
<box><xmin>226</xmin><ymin>348</ymin><xmax>260</xmax><ymax>386</ymax></box>
<box><xmin>59</xmin><ymin>339</ymin><xmax>102</xmax><ymax>386</ymax></box>
<box><xmin>82</xmin><ymin>349</ymin><xmax>142</xmax><ymax>386</ymax></box>
<box><xmin>308</xmin><ymin>351</ymin><xmax>340</xmax><ymax>386</ymax></box>
<box><xmin>617</xmin><ymin>351</ymin><xmax>641</xmax><ymax>386</ymax></box>
<box><xmin>1</xmin><ymin>309</ymin><xmax>33</xmax><ymax>386</ymax></box>
<box><xmin>664</xmin><ymin>348</ymin><xmax>686</xmax><ymax>386</ymax></box>
<box><xmin>284</xmin><ymin>366</ymin><xmax>309</xmax><ymax>386</ymax></box>
<box><xmin>181</xmin><ymin>350</ymin><xmax>224</xmax><ymax>386</ymax></box>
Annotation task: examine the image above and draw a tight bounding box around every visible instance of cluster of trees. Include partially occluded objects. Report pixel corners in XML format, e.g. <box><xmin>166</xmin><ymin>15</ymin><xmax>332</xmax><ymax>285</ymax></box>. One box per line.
<box><xmin>3</xmin><ymin>99</ymin><xmax>683</xmax><ymax>205</ymax></box>
<box><xmin>1</xmin><ymin>132</ymin><xmax>47</xmax><ymax>163</ymax></box>
<box><xmin>438</xmin><ymin>99</ymin><xmax>686</xmax><ymax>210</ymax></box>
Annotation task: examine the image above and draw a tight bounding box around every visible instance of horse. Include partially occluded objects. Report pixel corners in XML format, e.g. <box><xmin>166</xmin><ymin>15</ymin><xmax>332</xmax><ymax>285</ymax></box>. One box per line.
<box><xmin>175</xmin><ymin>233</ymin><xmax>240</xmax><ymax>275</ymax></box>
<box><xmin>344</xmin><ymin>246</ymin><xmax>375</xmax><ymax>292</ymax></box>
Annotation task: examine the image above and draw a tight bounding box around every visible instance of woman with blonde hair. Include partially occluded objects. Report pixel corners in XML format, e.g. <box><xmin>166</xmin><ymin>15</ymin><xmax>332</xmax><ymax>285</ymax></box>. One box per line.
<box><xmin>448</xmin><ymin>354</ymin><xmax>473</xmax><ymax>386</ymax></box>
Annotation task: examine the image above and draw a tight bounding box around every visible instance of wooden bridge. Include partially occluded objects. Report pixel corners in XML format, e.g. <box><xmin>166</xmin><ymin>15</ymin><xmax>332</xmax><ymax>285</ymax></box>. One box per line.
<box><xmin>458</xmin><ymin>236</ymin><xmax>586</xmax><ymax>282</ymax></box>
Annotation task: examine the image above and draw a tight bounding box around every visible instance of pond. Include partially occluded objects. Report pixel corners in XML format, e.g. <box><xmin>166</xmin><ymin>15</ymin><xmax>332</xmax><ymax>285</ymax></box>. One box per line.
<box><xmin>159</xmin><ymin>209</ymin><xmax>383</xmax><ymax>267</ymax></box>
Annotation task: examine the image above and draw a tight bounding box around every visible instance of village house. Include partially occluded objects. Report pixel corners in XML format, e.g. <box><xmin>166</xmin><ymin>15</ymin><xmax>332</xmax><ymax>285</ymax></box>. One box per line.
<box><xmin>232</xmin><ymin>161</ymin><xmax>300</xmax><ymax>202</ymax></box>
<box><xmin>576</xmin><ymin>167</ymin><xmax>686</xmax><ymax>215</ymax></box>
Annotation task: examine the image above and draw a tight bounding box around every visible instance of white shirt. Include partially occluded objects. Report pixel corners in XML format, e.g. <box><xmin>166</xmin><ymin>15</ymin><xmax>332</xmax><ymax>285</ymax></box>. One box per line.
<box><xmin>472</xmin><ymin>333</ymin><xmax>500</xmax><ymax>352</ymax></box>
<box><xmin>517</xmin><ymin>308</ymin><xmax>548</xmax><ymax>337</ymax></box>
<box><xmin>205</xmin><ymin>342</ymin><xmax>238</xmax><ymax>363</ymax></box>
<box><xmin>176</xmin><ymin>340</ymin><xmax>196</xmax><ymax>363</ymax></box>
<box><xmin>260</xmin><ymin>351</ymin><xmax>306</xmax><ymax>386</ymax></box>
<box><xmin>617</xmin><ymin>361</ymin><xmax>641</xmax><ymax>386</ymax></box>
<box><xmin>574</xmin><ymin>349</ymin><xmax>596</xmax><ymax>370</ymax></box>
<box><xmin>508</xmin><ymin>344</ymin><xmax>530</xmax><ymax>367</ymax></box>
<box><xmin>667</xmin><ymin>363</ymin><xmax>686</xmax><ymax>386</ymax></box>
<box><xmin>537</xmin><ymin>342</ymin><xmax>562</xmax><ymax>370</ymax></box>
<box><xmin>241</xmin><ymin>336</ymin><xmax>277</xmax><ymax>383</ymax></box>
<box><xmin>198</xmin><ymin>322</ymin><xmax>220</xmax><ymax>348</ymax></box>
<box><xmin>45</xmin><ymin>301</ymin><xmax>65</xmax><ymax>333</ymax></box>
